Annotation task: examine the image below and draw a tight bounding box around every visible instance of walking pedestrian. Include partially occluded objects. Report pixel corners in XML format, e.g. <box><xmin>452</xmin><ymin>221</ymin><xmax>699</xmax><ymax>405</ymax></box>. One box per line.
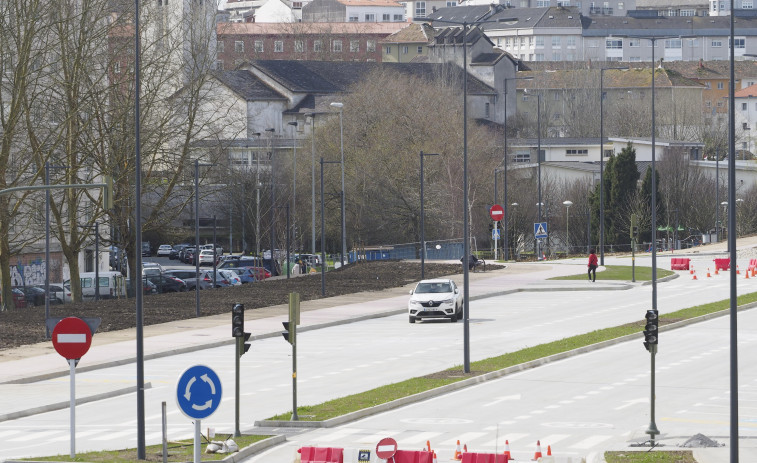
<box><xmin>588</xmin><ymin>249</ymin><xmax>598</xmax><ymax>282</ymax></box>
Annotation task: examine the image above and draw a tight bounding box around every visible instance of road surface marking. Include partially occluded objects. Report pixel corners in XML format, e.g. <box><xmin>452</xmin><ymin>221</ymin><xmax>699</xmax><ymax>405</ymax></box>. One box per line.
<box><xmin>316</xmin><ymin>428</ymin><xmax>363</xmax><ymax>442</ymax></box>
<box><xmin>440</xmin><ymin>432</ymin><xmax>487</xmax><ymax>446</ymax></box>
<box><xmin>541</xmin><ymin>434</ymin><xmax>570</xmax><ymax>446</ymax></box>
<box><xmin>91</xmin><ymin>430</ymin><xmax>134</xmax><ymax>441</ymax></box>
<box><xmin>9</xmin><ymin>430</ymin><xmax>64</xmax><ymax>442</ymax></box>
<box><xmin>401</xmin><ymin>431</ymin><xmax>444</xmax><ymax>444</ymax></box>
<box><xmin>569</xmin><ymin>435</ymin><xmax>612</xmax><ymax>449</ymax></box>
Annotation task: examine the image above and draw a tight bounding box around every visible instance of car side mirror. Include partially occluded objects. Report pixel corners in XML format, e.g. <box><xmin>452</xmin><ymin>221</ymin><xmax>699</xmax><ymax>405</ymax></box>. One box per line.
<box><xmin>454</xmin><ymin>288</ymin><xmax>459</xmax><ymax>294</ymax></box>
<box><xmin>409</xmin><ymin>290</ymin><xmax>414</xmax><ymax>295</ymax></box>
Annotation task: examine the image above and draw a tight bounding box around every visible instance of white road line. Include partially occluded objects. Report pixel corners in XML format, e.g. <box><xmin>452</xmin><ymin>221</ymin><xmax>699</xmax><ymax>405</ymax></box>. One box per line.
<box><xmin>440</xmin><ymin>432</ymin><xmax>488</xmax><ymax>446</ymax></box>
<box><xmin>357</xmin><ymin>430</ymin><xmax>399</xmax><ymax>444</ymax></box>
<box><xmin>401</xmin><ymin>431</ymin><xmax>445</xmax><ymax>444</ymax></box>
<box><xmin>50</xmin><ymin>430</ymin><xmax>102</xmax><ymax>442</ymax></box>
<box><xmin>91</xmin><ymin>430</ymin><xmax>135</xmax><ymax>441</ymax></box>
<box><xmin>9</xmin><ymin>430</ymin><xmax>64</xmax><ymax>442</ymax></box>
<box><xmin>569</xmin><ymin>435</ymin><xmax>613</xmax><ymax>449</ymax></box>
<box><xmin>540</xmin><ymin>434</ymin><xmax>571</xmax><ymax>447</ymax></box>
<box><xmin>0</xmin><ymin>430</ymin><xmax>22</xmax><ymax>438</ymax></box>
<box><xmin>482</xmin><ymin>432</ymin><xmax>530</xmax><ymax>447</ymax></box>
<box><xmin>315</xmin><ymin>428</ymin><xmax>363</xmax><ymax>443</ymax></box>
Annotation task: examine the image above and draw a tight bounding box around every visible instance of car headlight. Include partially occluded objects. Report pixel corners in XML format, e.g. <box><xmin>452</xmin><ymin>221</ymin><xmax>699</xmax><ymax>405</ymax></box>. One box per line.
<box><xmin>442</xmin><ymin>298</ymin><xmax>453</xmax><ymax>304</ymax></box>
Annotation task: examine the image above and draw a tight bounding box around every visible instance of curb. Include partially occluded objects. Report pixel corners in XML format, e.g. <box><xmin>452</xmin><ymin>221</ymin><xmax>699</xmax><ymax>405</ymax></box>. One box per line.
<box><xmin>0</xmin><ymin>382</ymin><xmax>152</xmax><ymax>423</ymax></box>
<box><xmin>254</xmin><ymin>300</ymin><xmax>757</xmax><ymax>429</ymax></box>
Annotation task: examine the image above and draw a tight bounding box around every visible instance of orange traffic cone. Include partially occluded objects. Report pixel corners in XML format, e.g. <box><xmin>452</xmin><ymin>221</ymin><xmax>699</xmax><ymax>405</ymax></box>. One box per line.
<box><xmin>690</xmin><ymin>264</ymin><xmax>695</xmax><ymax>275</ymax></box>
<box><xmin>547</xmin><ymin>445</ymin><xmax>552</xmax><ymax>456</ymax></box>
<box><xmin>533</xmin><ymin>440</ymin><xmax>543</xmax><ymax>460</ymax></box>
<box><xmin>453</xmin><ymin>440</ymin><xmax>462</xmax><ymax>460</ymax></box>
<box><xmin>715</xmin><ymin>267</ymin><xmax>719</xmax><ymax>275</ymax></box>
<box><xmin>752</xmin><ymin>267</ymin><xmax>756</xmax><ymax>277</ymax></box>
<box><xmin>503</xmin><ymin>440</ymin><xmax>511</xmax><ymax>461</ymax></box>
<box><xmin>692</xmin><ymin>270</ymin><xmax>698</xmax><ymax>280</ymax></box>
<box><xmin>737</xmin><ymin>266</ymin><xmax>741</xmax><ymax>275</ymax></box>
<box><xmin>747</xmin><ymin>270</ymin><xmax>751</xmax><ymax>279</ymax></box>
<box><xmin>707</xmin><ymin>268</ymin><xmax>712</xmax><ymax>277</ymax></box>
<box><xmin>433</xmin><ymin>451</ymin><xmax>437</xmax><ymax>463</ymax></box>
<box><xmin>426</xmin><ymin>440</ymin><xmax>431</xmax><ymax>452</ymax></box>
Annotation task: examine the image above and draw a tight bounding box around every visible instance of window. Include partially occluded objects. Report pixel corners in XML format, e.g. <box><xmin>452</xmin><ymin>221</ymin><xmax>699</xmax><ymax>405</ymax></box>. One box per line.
<box><xmin>292</xmin><ymin>1</ymin><xmax>302</xmax><ymax>6</ymax></box>
<box><xmin>566</xmin><ymin>36</ymin><xmax>576</xmax><ymax>48</ymax></box>
<box><xmin>743</xmin><ymin>142</ymin><xmax>748</xmax><ymax>149</ymax></box>
<box><xmin>215</xmin><ymin>60</ymin><xmax>223</xmax><ymax>70</ymax></box>
<box><xmin>745</xmin><ymin>0</ymin><xmax>754</xmax><ymax>8</ymax></box>
<box><xmin>394</xmin><ymin>14</ymin><xmax>403</xmax><ymax>20</ymax></box>
<box><xmin>535</xmin><ymin>36</ymin><xmax>544</xmax><ymax>47</ymax></box>
<box><xmin>742</xmin><ymin>102</ymin><xmax>748</xmax><ymax>110</ymax></box>
<box><xmin>606</xmin><ymin>39</ymin><xmax>622</xmax><ymax>49</ymax></box>
<box><xmin>706</xmin><ymin>101</ymin><xmax>712</xmax><ymax>107</ymax></box>
<box><xmin>383</xmin><ymin>13</ymin><xmax>390</xmax><ymax>20</ymax></box>
<box><xmin>743</xmin><ymin>122</ymin><xmax>750</xmax><ymax>130</ymax></box>
<box><xmin>274</xmin><ymin>41</ymin><xmax>283</xmax><ymax>53</ymax></box>
<box><xmin>528</xmin><ymin>36</ymin><xmax>533</xmax><ymax>47</ymax></box>
<box><xmin>705</xmin><ymin>82</ymin><xmax>711</xmax><ymax>89</ymax></box>
<box><xmin>718</xmin><ymin>82</ymin><xmax>724</xmax><ymax>89</ymax></box>
<box><xmin>629</xmin><ymin>56</ymin><xmax>641</xmax><ymax>62</ymax></box>
<box><xmin>417</xmin><ymin>46</ymin><xmax>423</xmax><ymax>53</ymax></box>
<box><xmin>349</xmin><ymin>14</ymin><xmax>358</xmax><ymax>21</ymax></box>
<box><xmin>732</xmin><ymin>38</ymin><xmax>746</xmax><ymax>49</ymax></box>
<box><xmin>217</xmin><ymin>41</ymin><xmax>224</xmax><ymax>53</ymax></box>
<box><xmin>350</xmin><ymin>40</ymin><xmax>359</xmax><ymax>52</ymax></box>
<box><xmin>565</xmin><ymin>52</ymin><xmax>574</xmax><ymax>60</ymax></box>
<box><xmin>365</xmin><ymin>13</ymin><xmax>375</xmax><ymax>21</ymax></box>
<box><xmin>254</xmin><ymin>40</ymin><xmax>263</xmax><ymax>53</ymax></box>
<box><xmin>535</xmin><ymin>53</ymin><xmax>545</xmax><ymax>61</ymax></box>
<box><xmin>553</xmin><ymin>92</ymin><xmax>560</xmax><ymax>101</ymax></box>
<box><xmin>681</xmin><ymin>9</ymin><xmax>695</xmax><ymax>15</ymax></box>
<box><xmin>295</xmin><ymin>40</ymin><xmax>304</xmax><ymax>53</ymax></box>
<box><xmin>566</xmin><ymin>149</ymin><xmax>588</xmax><ymax>155</ymax></box>
<box><xmin>415</xmin><ymin>1</ymin><xmax>426</xmax><ymax>17</ymax></box>
<box><xmin>367</xmin><ymin>40</ymin><xmax>376</xmax><ymax>52</ymax></box>
<box><xmin>514</xmin><ymin>152</ymin><xmax>531</xmax><ymax>162</ymax></box>
<box><xmin>314</xmin><ymin>40</ymin><xmax>322</xmax><ymax>52</ymax></box>
<box><xmin>552</xmin><ymin>36</ymin><xmax>561</xmax><ymax>47</ymax></box>
<box><xmin>332</xmin><ymin>40</ymin><xmax>342</xmax><ymax>52</ymax></box>
<box><xmin>665</xmin><ymin>39</ymin><xmax>682</xmax><ymax>49</ymax></box>
<box><xmin>385</xmin><ymin>46</ymin><xmax>392</xmax><ymax>55</ymax></box>
<box><xmin>712</xmin><ymin>39</ymin><xmax>723</xmax><ymax>47</ymax></box>
<box><xmin>402</xmin><ymin>46</ymin><xmax>408</xmax><ymax>54</ymax></box>
<box><xmin>520</xmin><ymin>37</ymin><xmax>525</xmax><ymax>46</ymax></box>
<box><xmin>618</xmin><ymin>1</ymin><xmax>623</xmax><ymax>9</ymax></box>
<box><xmin>505</xmin><ymin>37</ymin><xmax>511</xmax><ymax>47</ymax></box>
<box><xmin>113</xmin><ymin>62</ymin><xmax>121</xmax><ymax>74</ymax></box>
<box><xmin>552</xmin><ymin>52</ymin><xmax>561</xmax><ymax>60</ymax></box>
<box><xmin>536</xmin><ymin>0</ymin><xmax>550</xmax><ymax>5</ymax></box>
<box><xmin>485</xmin><ymin>103</ymin><xmax>490</xmax><ymax>118</ymax></box>
<box><xmin>234</xmin><ymin>41</ymin><xmax>244</xmax><ymax>53</ymax></box>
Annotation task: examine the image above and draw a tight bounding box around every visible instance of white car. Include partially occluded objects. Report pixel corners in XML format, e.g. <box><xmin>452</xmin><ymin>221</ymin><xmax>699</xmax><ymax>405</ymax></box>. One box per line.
<box><xmin>198</xmin><ymin>250</ymin><xmax>217</xmax><ymax>266</ymax></box>
<box><xmin>219</xmin><ymin>269</ymin><xmax>242</xmax><ymax>286</ymax></box>
<box><xmin>157</xmin><ymin>244</ymin><xmax>173</xmax><ymax>257</ymax></box>
<box><xmin>407</xmin><ymin>279</ymin><xmax>463</xmax><ymax>324</ymax></box>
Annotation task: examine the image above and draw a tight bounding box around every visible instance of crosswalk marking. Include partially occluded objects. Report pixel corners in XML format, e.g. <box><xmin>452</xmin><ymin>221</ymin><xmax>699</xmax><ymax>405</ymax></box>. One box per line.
<box><xmin>570</xmin><ymin>435</ymin><xmax>613</xmax><ymax>449</ymax></box>
<box><xmin>50</xmin><ymin>430</ymin><xmax>101</xmax><ymax>442</ymax></box>
<box><xmin>316</xmin><ymin>428</ymin><xmax>363</xmax><ymax>443</ymax></box>
<box><xmin>480</xmin><ymin>432</ymin><xmax>530</xmax><ymax>448</ymax></box>
<box><xmin>91</xmin><ymin>430</ymin><xmax>134</xmax><ymax>441</ymax></box>
<box><xmin>357</xmin><ymin>430</ymin><xmax>399</xmax><ymax>444</ymax></box>
<box><xmin>400</xmin><ymin>431</ymin><xmax>445</xmax><ymax>444</ymax></box>
<box><xmin>540</xmin><ymin>434</ymin><xmax>570</xmax><ymax>447</ymax></box>
<box><xmin>9</xmin><ymin>430</ymin><xmax>61</xmax><ymax>441</ymax></box>
<box><xmin>0</xmin><ymin>430</ymin><xmax>22</xmax><ymax>438</ymax></box>
<box><xmin>440</xmin><ymin>432</ymin><xmax>488</xmax><ymax>446</ymax></box>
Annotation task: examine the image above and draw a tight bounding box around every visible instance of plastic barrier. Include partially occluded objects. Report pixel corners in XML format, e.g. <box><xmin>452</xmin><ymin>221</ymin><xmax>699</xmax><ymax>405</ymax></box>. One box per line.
<box><xmin>392</xmin><ymin>450</ymin><xmax>434</xmax><ymax>463</ymax></box>
<box><xmin>461</xmin><ymin>452</ymin><xmax>508</xmax><ymax>463</ymax></box>
<box><xmin>749</xmin><ymin>258</ymin><xmax>757</xmax><ymax>272</ymax></box>
<box><xmin>299</xmin><ymin>446</ymin><xmax>344</xmax><ymax>463</ymax></box>
<box><xmin>714</xmin><ymin>258</ymin><xmax>730</xmax><ymax>271</ymax></box>
<box><xmin>670</xmin><ymin>258</ymin><xmax>690</xmax><ymax>270</ymax></box>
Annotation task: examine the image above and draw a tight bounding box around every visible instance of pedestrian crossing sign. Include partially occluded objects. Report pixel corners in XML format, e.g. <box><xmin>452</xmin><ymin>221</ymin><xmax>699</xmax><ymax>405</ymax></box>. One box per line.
<box><xmin>492</xmin><ymin>229</ymin><xmax>501</xmax><ymax>240</ymax></box>
<box><xmin>534</xmin><ymin>222</ymin><xmax>548</xmax><ymax>239</ymax></box>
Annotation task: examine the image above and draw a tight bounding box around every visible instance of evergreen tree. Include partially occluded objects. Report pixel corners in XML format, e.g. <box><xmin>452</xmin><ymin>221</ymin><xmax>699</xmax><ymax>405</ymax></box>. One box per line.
<box><xmin>609</xmin><ymin>143</ymin><xmax>640</xmax><ymax>244</ymax></box>
<box><xmin>640</xmin><ymin>166</ymin><xmax>665</xmax><ymax>245</ymax></box>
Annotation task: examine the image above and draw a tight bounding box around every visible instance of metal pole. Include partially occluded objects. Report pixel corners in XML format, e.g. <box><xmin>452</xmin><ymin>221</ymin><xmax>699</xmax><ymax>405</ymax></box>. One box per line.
<box><xmin>311</xmin><ymin>115</ymin><xmax>316</xmax><ymax>255</ymax></box>
<box><xmin>600</xmin><ymin>69</ymin><xmax>605</xmax><ymax>266</ymax></box>
<box><xmin>235</xmin><ymin>337</ymin><xmax>241</xmax><ymax>437</ymax></box>
<box><xmin>229</xmin><ymin>153</ymin><xmax>233</xmax><ymax>255</ymax></box>
<box><xmin>45</xmin><ymin>163</ymin><xmax>50</xmax><ymax>338</ymax></box>
<box><xmin>134</xmin><ymin>0</ymin><xmax>145</xmax><ymax>450</ymax></box>
<box><xmin>213</xmin><ymin>216</ymin><xmax>217</xmax><ymax>287</ymax></box>
<box><xmin>286</xmin><ymin>205</ymin><xmax>290</xmax><ymax>279</ymax></box>
<box><xmin>256</xmin><ymin>149</ymin><xmax>260</xmax><ymax>256</ymax></box>
<box><xmin>339</xmin><ymin>110</ymin><xmax>346</xmax><ymax>265</ymax></box>
<box><xmin>537</xmin><ymin>94</ymin><xmax>542</xmax><ymax>259</ymax></box>
<box><xmin>728</xmin><ymin>2</ymin><xmax>739</xmax><ymax>459</ymax></box>
<box><xmin>271</xmin><ymin>145</ymin><xmax>276</xmax><ymax>275</ymax></box>
<box><xmin>320</xmin><ymin>158</ymin><xmax>326</xmax><ymax>296</ymax></box>
<box><xmin>421</xmin><ymin>151</ymin><xmax>426</xmax><ymax>280</ymax></box>
<box><xmin>463</xmin><ymin>21</ymin><xmax>471</xmax><ymax>373</ymax></box>
<box><xmin>194</xmin><ymin>420</ymin><xmax>201</xmax><ymax>463</ymax></box>
<box><xmin>69</xmin><ymin>358</ymin><xmax>76</xmax><ymax>458</ymax></box>
<box><xmin>716</xmin><ymin>147</ymin><xmax>720</xmax><ymax>242</ymax></box>
<box><xmin>95</xmin><ymin>222</ymin><xmax>99</xmax><ymax>301</ymax></box>
<box><xmin>503</xmin><ymin>85</ymin><xmax>509</xmax><ymax>261</ymax></box>
<box><xmin>195</xmin><ymin>160</ymin><xmax>201</xmax><ymax>313</ymax></box>
<box><xmin>648</xmin><ymin>37</ymin><xmax>660</xmax><ymax>444</ymax></box>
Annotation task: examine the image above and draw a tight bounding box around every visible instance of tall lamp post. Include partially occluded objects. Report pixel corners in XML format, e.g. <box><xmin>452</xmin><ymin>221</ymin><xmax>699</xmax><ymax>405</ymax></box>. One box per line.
<box><xmin>288</xmin><ymin>121</ymin><xmax>298</xmax><ymax>251</ymax></box>
<box><xmin>195</xmin><ymin>160</ymin><xmax>214</xmax><ymax>315</ymax></box>
<box><xmin>599</xmin><ymin>66</ymin><xmax>629</xmax><ymax>265</ymax></box>
<box><xmin>329</xmin><ymin>102</ymin><xmax>346</xmax><ymax>266</ymax></box>
<box><xmin>537</xmin><ymin>93</ymin><xmax>542</xmax><ymax>259</ymax></box>
<box><xmin>420</xmin><ymin>151</ymin><xmax>439</xmax><ymax>279</ymax></box>
<box><xmin>563</xmin><ymin>200</ymin><xmax>573</xmax><ymax>253</ymax></box>
<box><xmin>502</xmin><ymin>75</ymin><xmax>533</xmax><ymax>262</ymax></box>
<box><xmin>305</xmin><ymin>113</ymin><xmax>317</xmax><ymax>256</ymax></box>
<box><xmin>261</xmin><ymin>128</ymin><xmax>275</xmax><ymax>258</ymax></box>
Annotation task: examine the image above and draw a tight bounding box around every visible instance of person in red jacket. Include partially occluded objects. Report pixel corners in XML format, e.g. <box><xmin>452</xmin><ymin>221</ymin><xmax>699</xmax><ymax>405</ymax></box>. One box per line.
<box><xmin>588</xmin><ymin>249</ymin><xmax>598</xmax><ymax>282</ymax></box>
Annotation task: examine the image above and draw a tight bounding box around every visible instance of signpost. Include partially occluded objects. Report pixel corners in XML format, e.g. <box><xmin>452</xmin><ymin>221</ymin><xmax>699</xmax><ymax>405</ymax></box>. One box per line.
<box><xmin>177</xmin><ymin>365</ymin><xmax>223</xmax><ymax>463</ymax></box>
<box><xmin>490</xmin><ymin>205</ymin><xmax>504</xmax><ymax>260</ymax></box>
<box><xmin>376</xmin><ymin>437</ymin><xmax>398</xmax><ymax>461</ymax></box>
<box><xmin>51</xmin><ymin>317</ymin><xmax>95</xmax><ymax>459</ymax></box>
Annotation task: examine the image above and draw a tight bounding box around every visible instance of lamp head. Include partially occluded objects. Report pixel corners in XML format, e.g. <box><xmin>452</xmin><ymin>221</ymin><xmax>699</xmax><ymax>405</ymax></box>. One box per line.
<box><xmin>288</xmin><ymin>121</ymin><xmax>298</xmax><ymax>127</ymax></box>
<box><xmin>330</xmin><ymin>102</ymin><xmax>343</xmax><ymax>109</ymax></box>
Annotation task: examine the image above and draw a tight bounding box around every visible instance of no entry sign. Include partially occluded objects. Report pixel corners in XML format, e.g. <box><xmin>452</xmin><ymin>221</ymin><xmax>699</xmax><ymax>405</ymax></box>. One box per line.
<box><xmin>489</xmin><ymin>204</ymin><xmax>504</xmax><ymax>221</ymax></box>
<box><xmin>52</xmin><ymin>317</ymin><xmax>92</xmax><ymax>360</ymax></box>
<box><xmin>376</xmin><ymin>437</ymin><xmax>398</xmax><ymax>459</ymax></box>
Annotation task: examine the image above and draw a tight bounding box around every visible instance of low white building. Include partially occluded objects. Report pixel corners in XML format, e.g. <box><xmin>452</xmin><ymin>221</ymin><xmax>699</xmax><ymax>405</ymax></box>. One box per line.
<box><xmin>735</xmin><ymin>83</ymin><xmax>757</xmax><ymax>156</ymax></box>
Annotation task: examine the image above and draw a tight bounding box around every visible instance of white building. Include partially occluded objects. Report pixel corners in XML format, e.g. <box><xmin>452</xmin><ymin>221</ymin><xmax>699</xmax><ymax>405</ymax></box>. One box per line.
<box><xmin>735</xmin><ymin>83</ymin><xmax>757</xmax><ymax>156</ymax></box>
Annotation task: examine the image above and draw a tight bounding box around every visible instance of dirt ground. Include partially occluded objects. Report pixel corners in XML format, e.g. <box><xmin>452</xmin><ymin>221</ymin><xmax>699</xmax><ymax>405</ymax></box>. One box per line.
<box><xmin>0</xmin><ymin>261</ymin><xmax>465</xmax><ymax>351</ymax></box>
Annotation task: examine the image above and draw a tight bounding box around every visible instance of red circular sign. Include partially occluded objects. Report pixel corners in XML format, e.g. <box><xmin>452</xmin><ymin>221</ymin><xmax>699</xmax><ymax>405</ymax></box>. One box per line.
<box><xmin>376</xmin><ymin>437</ymin><xmax>398</xmax><ymax>459</ymax></box>
<box><xmin>52</xmin><ymin>317</ymin><xmax>92</xmax><ymax>360</ymax></box>
<box><xmin>490</xmin><ymin>204</ymin><xmax>504</xmax><ymax>221</ymax></box>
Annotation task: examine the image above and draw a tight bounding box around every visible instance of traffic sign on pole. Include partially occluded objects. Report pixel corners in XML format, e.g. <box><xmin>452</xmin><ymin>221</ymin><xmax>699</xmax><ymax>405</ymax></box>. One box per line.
<box><xmin>376</xmin><ymin>437</ymin><xmax>398</xmax><ymax>459</ymax></box>
<box><xmin>534</xmin><ymin>222</ymin><xmax>548</xmax><ymax>239</ymax></box>
<box><xmin>176</xmin><ymin>365</ymin><xmax>223</xmax><ymax>420</ymax></box>
<box><xmin>52</xmin><ymin>317</ymin><xmax>92</xmax><ymax>360</ymax></box>
<box><xmin>489</xmin><ymin>204</ymin><xmax>504</xmax><ymax>221</ymax></box>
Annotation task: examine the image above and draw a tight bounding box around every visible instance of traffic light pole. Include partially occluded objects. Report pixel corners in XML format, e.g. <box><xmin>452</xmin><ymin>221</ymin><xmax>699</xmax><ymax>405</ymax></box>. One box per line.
<box><xmin>647</xmin><ymin>344</ymin><xmax>659</xmax><ymax>445</ymax></box>
<box><xmin>231</xmin><ymin>303</ymin><xmax>250</xmax><ymax>437</ymax></box>
<box><xmin>235</xmin><ymin>336</ymin><xmax>241</xmax><ymax>437</ymax></box>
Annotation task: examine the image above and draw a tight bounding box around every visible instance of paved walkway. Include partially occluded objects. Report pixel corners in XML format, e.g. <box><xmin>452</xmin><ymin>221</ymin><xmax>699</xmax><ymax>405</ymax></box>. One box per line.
<box><xmin>5</xmin><ymin>237</ymin><xmax>757</xmax><ymax>462</ymax></box>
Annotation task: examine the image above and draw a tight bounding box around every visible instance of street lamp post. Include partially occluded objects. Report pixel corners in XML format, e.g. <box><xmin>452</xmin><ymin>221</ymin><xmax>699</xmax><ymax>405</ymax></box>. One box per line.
<box><xmin>563</xmin><ymin>200</ymin><xmax>573</xmax><ymax>253</ymax></box>
<box><xmin>599</xmin><ymin>66</ymin><xmax>629</xmax><ymax>265</ymax></box>
<box><xmin>263</xmin><ymin>128</ymin><xmax>275</xmax><ymax>259</ymax></box>
<box><xmin>537</xmin><ymin>93</ymin><xmax>543</xmax><ymax>260</ymax></box>
<box><xmin>420</xmin><ymin>151</ymin><xmax>439</xmax><ymax>279</ymax></box>
<box><xmin>502</xmin><ymin>76</ymin><xmax>533</xmax><ymax>262</ymax></box>
<box><xmin>330</xmin><ymin>102</ymin><xmax>346</xmax><ymax>266</ymax></box>
<box><xmin>305</xmin><ymin>114</ymin><xmax>317</xmax><ymax>256</ymax></box>
<box><xmin>195</xmin><ymin>160</ymin><xmax>214</xmax><ymax>316</ymax></box>
<box><xmin>288</xmin><ymin>121</ymin><xmax>298</xmax><ymax>251</ymax></box>
<box><xmin>320</xmin><ymin>158</ymin><xmax>341</xmax><ymax>296</ymax></box>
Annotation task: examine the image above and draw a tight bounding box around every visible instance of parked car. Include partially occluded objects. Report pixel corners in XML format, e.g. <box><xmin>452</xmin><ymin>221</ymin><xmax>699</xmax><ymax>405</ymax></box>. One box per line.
<box><xmin>9</xmin><ymin>287</ymin><xmax>26</xmax><ymax>308</ymax></box>
<box><xmin>232</xmin><ymin>266</ymin><xmax>270</xmax><ymax>283</ymax></box>
<box><xmin>200</xmin><ymin>244</ymin><xmax>223</xmax><ymax>255</ymax></box>
<box><xmin>163</xmin><ymin>269</ymin><xmax>212</xmax><ymax>291</ymax></box>
<box><xmin>407</xmin><ymin>278</ymin><xmax>463</xmax><ymax>324</ymax></box>
<box><xmin>219</xmin><ymin>269</ymin><xmax>242</xmax><ymax>286</ymax></box>
<box><xmin>182</xmin><ymin>248</ymin><xmax>196</xmax><ymax>265</ymax></box>
<box><xmin>295</xmin><ymin>253</ymin><xmax>321</xmax><ymax>268</ymax></box>
<box><xmin>14</xmin><ymin>286</ymin><xmax>57</xmax><ymax>307</ymax></box>
<box><xmin>198</xmin><ymin>249</ymin><xmax>218</xmax><ymax>266</ymax></box>
<box><xmin>220</xmin><ymin>256</ymin><xmax>280</xmax><ymax>277</ymax></box>
<box><xmin>157</xmin><ymin>244</ymin><xmax>173</xmax><ymax>257</ymax></box>
<box><xmin>63</xmin><ymin>271</ymin><xmax>127</xmax><ymax>300</ymax></box>
<box><xmin>44</xmin><ymin>284</ymin><xmax>71</xmax><ymax>304</ymax></box>
<box><xmin>142</xmin><ymin>262</ymin><xmax>164</xmax><ymax>277</ymax></box>
<box><xmin>146</xmin><ymin>274</ymin><xmax>187</xmax><ymax>293</ymax></box>
<box><xmin>170</xmin><ymin>244</ymin><xmax>190</xmax><ymax>260</ymax></box>
<box><xmin>141</xmin><ymin>241</ymin><xmax>152</xmax><ymax>257</ymax></box>
<box><xmin>199</xmin><ymin>269</ymin><xmax>241</xmax><ymax>288</ymax></box>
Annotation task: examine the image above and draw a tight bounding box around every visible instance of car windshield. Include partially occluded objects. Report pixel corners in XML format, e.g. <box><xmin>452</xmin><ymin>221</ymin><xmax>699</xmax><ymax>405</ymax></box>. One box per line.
<box><xmin>415</xmin><ymin>282</ymin><xmax>451</xmax><ymax>294</ymax></box>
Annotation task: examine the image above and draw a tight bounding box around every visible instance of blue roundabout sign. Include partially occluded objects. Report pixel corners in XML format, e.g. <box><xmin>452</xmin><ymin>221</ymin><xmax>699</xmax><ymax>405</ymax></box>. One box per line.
<box><xmin>176</xmin><ymin>365</ymin><xmax>223</xmax><ymax>420</ymax></box>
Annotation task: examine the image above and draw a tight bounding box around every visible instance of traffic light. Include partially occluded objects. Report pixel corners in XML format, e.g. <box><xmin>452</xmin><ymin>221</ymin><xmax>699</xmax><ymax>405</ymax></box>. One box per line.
<box><xmin>630</xmin><ymin>213</ymin><xmax>639</xmax><ymax>240</ymax></box>
<box><xmin>643</xmin><ymin>309</ymin><xmax>658</xmax><ymax>351</ymax></box>
<box><xmin>282</xmin><ymin>321</ymin><xmax>295</xmax><ymax>345</ymax></box>
<box><xmin>103</xmin><ymin>175</ymin><xmax>114</xmax><ymax>210</ymax></box>
<box><xmin>239</xmin><ymin>331</ymin><xmax>251</xmax><ymax>356</ymax></box>
<box><xmin>232</xmin><ymin>303</ymin><xmax>244</xmax><ymax>338</ymax></box>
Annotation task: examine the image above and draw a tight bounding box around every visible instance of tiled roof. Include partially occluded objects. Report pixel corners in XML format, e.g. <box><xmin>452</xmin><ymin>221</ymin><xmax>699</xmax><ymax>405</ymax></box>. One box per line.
<box><xmin>735</xmin><ymin>84</ymin><xmax>757</xmax><ymax>98</ymax></box>
<box><xmin>381</xmin><ymin>23</ymin><xmax>435</xmax><ymax>44</ymax></box>
<box><xmin>515</xmin><ymin>67</ymin><xmax>702</xmax><ymax>90</ymax></box>
<box><xmin>584</xmin><ymin>14</ymin><xmax>757</xmax><ymax>36</ymax></box>
<box><xmin>248</xmin><ymin>60</ymin><xmax>497</xmax><ymax>96</ymax></box>
<box><xmin>428</xmin><ymin>6</ymin><xmax>582</xmax><ymax>32</ymax></box>
<box><xmin>213</xmin><ymin>70</ymin><xmax>287</xmax><ymax>100</ymax></box>
<box><xmin>337</xmin><ymin>0</ymin><xmax>403</xmax><ymax>6</ymax></box>
<box><xmin>217</xmin><ymin>21</ymin><xmax>405</xmax><ymax>35</ymax></box>
<box><xmin>510</xmin><ymin>137</ymin><xmax>606</xmax><ymax>146</ymax></box>
<box><xmin>525</xmin><ymin>60</ymin><xmax>757</xmax><ymax>82</ymax></box>
<box><xmin>636</xmin><ymin>0</ymin><xmax>705</xmax><ymax>7</ymax></box>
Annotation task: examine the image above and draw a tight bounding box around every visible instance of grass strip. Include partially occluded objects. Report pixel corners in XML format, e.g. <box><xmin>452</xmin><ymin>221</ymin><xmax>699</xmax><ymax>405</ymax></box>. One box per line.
<box><xmin>270</xmin><ymin>290</ymin><xmax>757</xmax><ymax>421</ymax></box>
<box><xmin>549</xmin><ymin>265</ymin><xmax>674</xmax><ymax>281</ymax></box>
<box><xmin>22</xmin><ymin>434</ymin><xmax>270</xmax><ymax>462</ymax></box>
<box><xmin>605</xmin><ymin>450</ymin><xmax>697</xmax><ymax>462</ymax></box>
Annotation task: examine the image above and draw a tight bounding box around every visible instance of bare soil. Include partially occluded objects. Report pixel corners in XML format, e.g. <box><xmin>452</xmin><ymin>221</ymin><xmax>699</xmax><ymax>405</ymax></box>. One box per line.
<box><xmin>0</xmin><ymin>261</ymin><xmax>464</xmax><ymax>351</ymax></box>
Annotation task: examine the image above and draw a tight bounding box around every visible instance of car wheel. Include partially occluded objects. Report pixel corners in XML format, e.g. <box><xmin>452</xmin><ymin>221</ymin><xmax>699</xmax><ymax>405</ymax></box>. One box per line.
<box><xmin>457</xmin><ymin>306</ymin><xmax>463</xmax><ymax>320</ymax></box>
<box><xmin>409</xmin><ymin>315</ymin><xmax>416</xmax><ymax>324</ymax></box>
<box><xmin>449</xmin><ymin>313</ymin><xmax>457</xmax><ymax>323</ymax></box>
